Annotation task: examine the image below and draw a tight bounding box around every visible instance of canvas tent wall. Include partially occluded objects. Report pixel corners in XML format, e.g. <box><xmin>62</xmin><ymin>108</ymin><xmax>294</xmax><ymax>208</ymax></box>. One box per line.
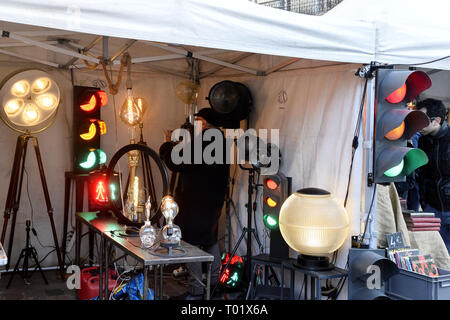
<box><xmin>0</xmin><ymin>1</ymin><xmax>372</xmax><ymax>296</ymax></box>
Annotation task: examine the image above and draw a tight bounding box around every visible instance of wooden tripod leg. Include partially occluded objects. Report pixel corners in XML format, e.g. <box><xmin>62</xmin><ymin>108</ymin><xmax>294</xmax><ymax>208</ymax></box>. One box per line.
<box><xmin>1</xmin><ymin>135</ymin><xmax>27</xmax><ymax>270</ymax></box>
<box><xmin>31</xmin><ymin>136</ymin><xmax>65</xmax><ymax>278</ymax></box>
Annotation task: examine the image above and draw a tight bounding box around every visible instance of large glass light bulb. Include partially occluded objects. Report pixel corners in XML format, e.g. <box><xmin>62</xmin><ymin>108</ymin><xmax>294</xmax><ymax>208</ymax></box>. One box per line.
<box><xmin>120</xmin><ymin>90</ymin><xmax>145</xmax><ymax>127</ymax></box>
<box><xmin>35</xmin><ymin>93</ymin><xmax>57</xmax><ymax>110</ymax></box>
<box><xmin>161</xmin><ymin>195</ymin><xmax>179</xmax><ymax>223</ymax></box>
<box><xmin>31</xmin><ymin>77</ymin><xmax>51</xmax><ymax>94</ymax></box>
<box><xmin>11</xmin><ymin>80</ymin><xmax>30</xmax><ymax>97</ymax></box>
<box><xmin>4</xmin><ymin>99</ymin><xmax>24</xmax><ymax>116</ymax></box>
<box><xmin>22</xmin><ymin>103</ymin><xmax>40</xmax><ymax>124</ymax></box>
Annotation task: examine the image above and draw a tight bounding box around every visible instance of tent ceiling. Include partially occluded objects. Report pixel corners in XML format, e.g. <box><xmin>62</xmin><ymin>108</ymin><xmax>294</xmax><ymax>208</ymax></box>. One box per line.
<box><xmin>0</xmin><ymin>19</ymin><xmax>348</xmax><ymax>80</ymax></box>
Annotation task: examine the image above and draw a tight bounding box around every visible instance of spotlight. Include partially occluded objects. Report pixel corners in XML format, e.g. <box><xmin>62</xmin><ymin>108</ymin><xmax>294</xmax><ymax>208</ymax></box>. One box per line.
<box><xmin>0</xmin><ymin>70</ymin><xmax>60</xmax><ymax>133</ymax></box>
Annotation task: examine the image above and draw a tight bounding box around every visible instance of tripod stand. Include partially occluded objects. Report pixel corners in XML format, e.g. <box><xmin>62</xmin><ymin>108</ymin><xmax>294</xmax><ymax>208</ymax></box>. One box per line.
<box><xmin>6</xmin><ymin>220</ymin><xmax>48</xmax><ymax>288</ymax></box>
<box><xmin>0</xmin><ymin>133</ymin><xmax>64</xmax><ymax>278</ymax></box>
<box><xmin>212</xmin><ymin>166</ymin><xmax>263</xmax><ymax>296</ymax></box>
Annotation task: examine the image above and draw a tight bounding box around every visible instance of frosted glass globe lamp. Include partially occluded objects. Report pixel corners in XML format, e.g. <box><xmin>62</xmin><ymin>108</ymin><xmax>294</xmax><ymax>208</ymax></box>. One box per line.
<box><xmin>279</xmin><ymin>188</ymin><xmax>349</xmax><ymax>271</ymax></box>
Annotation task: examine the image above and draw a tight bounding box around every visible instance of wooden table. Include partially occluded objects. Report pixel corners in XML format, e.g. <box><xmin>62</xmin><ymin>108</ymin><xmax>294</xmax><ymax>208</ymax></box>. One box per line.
<box><xmin>75</xmin><ymin>211</ymin><xmax>214</xmax><ymax>300</ymax></box>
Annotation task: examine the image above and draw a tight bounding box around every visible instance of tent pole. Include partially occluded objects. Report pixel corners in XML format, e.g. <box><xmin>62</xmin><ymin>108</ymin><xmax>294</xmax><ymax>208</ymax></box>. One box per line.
<box><xmin>200</xmin><ymin>52</ymin><xmax>253</xmax><ymax>79</ymax></box>
<box><xmin>362</xmin><ymin>77</ymin><xmax>377</xmax><ymax>248</ymax></box>
<box><xmin>142</xmin><ymin>41</ymin><xmax>261</xmax><ymax>75</ymax></box>
<box><xmin>2</xmin><ymin>31</ymin><xmax>100</xmax><ymax>64</ymax></box>
<box><xmin>0</xmin><ymin>48</ymin><xmax>59</xmax><ymax>68</ymax></box>
<box><xmin>62</xmin><ymin>35</ymin><xmax>103</xmax><ymax>68</ymax></box>
<box><xmin>264</xmin><ymin>58</ymin><xmax>301</xmax><ymax>75</ymax></box>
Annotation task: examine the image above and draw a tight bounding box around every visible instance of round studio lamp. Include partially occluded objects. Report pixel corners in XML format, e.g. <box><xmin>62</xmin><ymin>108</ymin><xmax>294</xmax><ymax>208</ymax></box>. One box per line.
<box><xmin>279</xmin><ymin>188</ymin><xmax>349</xmax><ymax>271</ymax></box>
<box><xmin>0</xmin><ymin>69</ymin><xmax>60</xmax><ymax>133</ymax></box>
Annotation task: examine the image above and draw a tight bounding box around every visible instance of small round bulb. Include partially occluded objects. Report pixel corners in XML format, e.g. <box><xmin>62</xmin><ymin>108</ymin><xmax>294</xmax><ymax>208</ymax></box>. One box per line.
<box><xmin>22</xmin><ymin>103</ymin><xmax>40</xmax><ymax>124</ymax></box>
<box><xmin>32</xmin><ymin>77</ymin><xmax>51</xmax><ymax>94</ymax></box>
<box><xmin>11</xmin><ymin>80</ymin><xmax>30</xmax><ymax>97</ymax></box>
<box><xmin>4</xmin><ymin>99</ymin><xmax>24</xmax><ymax>116</ymax></box>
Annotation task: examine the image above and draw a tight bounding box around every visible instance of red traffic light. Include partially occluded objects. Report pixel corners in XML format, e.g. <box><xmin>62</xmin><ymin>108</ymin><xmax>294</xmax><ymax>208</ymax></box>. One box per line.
<box><xmin>79</xmin><ymin>90</ymin><xmax>108</xmax><ymax>112</ymax></box>
<box><xmin>381</xmin><ymin>71</ymin><xmax>431</xmax><ymax>104</ymax></box>
<box><xmin>265</xmin><ymin>177</ymin><xmax>279</xmax><ymax>190</ymax></box>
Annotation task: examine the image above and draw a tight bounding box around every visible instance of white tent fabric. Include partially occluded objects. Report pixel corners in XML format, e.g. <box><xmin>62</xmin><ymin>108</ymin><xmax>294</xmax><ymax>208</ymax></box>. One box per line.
<box><xmin>326</xmin><ymin>0</ymin><xmax>450</xmax><ymax>70</ymax></box>
<box><xmin>0</xmin><ymin>0</ymin><xmax>375</xmax><ymax>64</ymax></box>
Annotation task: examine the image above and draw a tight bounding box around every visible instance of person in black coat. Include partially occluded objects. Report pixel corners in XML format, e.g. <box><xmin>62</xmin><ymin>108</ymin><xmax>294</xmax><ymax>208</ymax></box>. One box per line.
<box><xmin>416</xmin><ymin>99</ymin><xmax>450</xmax><ymax>252</ymax></box>
<box><xmin>159</xmin><ymin>108</ymin><xmax>230</xmax><ymax>299</ymax></box>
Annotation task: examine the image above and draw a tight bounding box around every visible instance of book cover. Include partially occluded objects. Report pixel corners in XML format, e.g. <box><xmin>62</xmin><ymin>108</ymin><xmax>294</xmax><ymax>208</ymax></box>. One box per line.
<box><xmin>410</xmin><ymin>227</ymin><xmax>441</xmax><ymax>231</ymax></box>
<box><xmin>409</xmin><ymin>254</ymin><xmax>439</xmax><ymax>277</ymax></box>
<box><xmin>405</xmin><ymin>217</ymin><xmax>441</xmax><ymax>223</ymax></box>
<box><xmin>406</xmin><ymin>222</ymin><xmax>441</xmax><ymax>228</ymax></box>
<box><xmin>403</xmin><ymin>212</ymin><xmax>435</xmax><ymax>218</ymax></box>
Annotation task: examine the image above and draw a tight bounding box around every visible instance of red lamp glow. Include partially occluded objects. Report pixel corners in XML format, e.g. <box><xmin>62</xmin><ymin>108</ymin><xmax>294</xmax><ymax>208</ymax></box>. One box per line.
<box><xmin>265</xmin><ymin>178</ymin><xmax>278</xmax><ymax>190</ymax></box>
<box><xmin>386</xmin><ymin>83</ymin><xmax>407</xmax><ymax>104</ymax></box>
<box><xmin>384</xmin><ymin>121</ymin><xmax>405</xmax><ymax>140</ymax></box>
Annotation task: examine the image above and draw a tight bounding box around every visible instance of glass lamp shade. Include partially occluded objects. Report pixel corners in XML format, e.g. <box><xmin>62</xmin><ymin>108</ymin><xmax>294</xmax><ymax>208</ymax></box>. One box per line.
<box><xmin>175</xmin><ymin>81</ymin><xmax>200</xmax><ymax>104</ymax></box>
<box><xmin>0</xmin><ymin>70</ymin><xmax>60</xmax><ymax>132</ymax></box>
<box><xmin>119</xmin><ymin>90</ymin><xmax>147</xmax><ymax>127</ymax></box>
<box><xmin>279</xmin><ymin>188</ymin><xmax>349</xmax><ymax>257</ymax></box>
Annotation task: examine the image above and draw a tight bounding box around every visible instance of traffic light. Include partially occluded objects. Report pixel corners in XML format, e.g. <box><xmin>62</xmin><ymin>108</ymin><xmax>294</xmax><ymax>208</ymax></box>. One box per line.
<box><xmin>219</xmin><ymin>252</ymin><xmax>244</xmax><ymax>289</ymax></box>
<box><xmin>348</xmin><ymin>248</ymin><xmax>398</xmax><ymax>300</ymax></box>
<box><xmin>374</xmin><ymin>69</ymin><xmax>431</xmax><ymax>183</ymax></box>
<box><xmin>73</xmin><ymin>86</ymin><xmax>108</xmax><ymax>173</ymax></box>
<box><xmin>262</xmin><ymin>172</ymin><xmax>290</xmax><ymax>259</ymax></box>
<box><xmin>88</xmin><ymin>169</ymin><xmax>120</xmax><ymax>212</ymax></box>
<box><xmin>262</xmin><ymin>173</ymin><xmax>289</xmax><ymax>230</ymax></box>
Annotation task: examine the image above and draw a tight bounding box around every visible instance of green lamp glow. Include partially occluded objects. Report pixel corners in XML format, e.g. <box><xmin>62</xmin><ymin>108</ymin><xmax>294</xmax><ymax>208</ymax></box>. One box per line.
<box><xmin>263</xmin><ymin>214</ymin><xmax>278</xmax><ymax>229</ymax></box>
<box><xmin>110</xmin><ymin>183</ymin><xmax>117</xmax><ymax>201</ymax></box>
<box><xmin>384</xmin><ymin>159</ymin><xmax>404</xmax><ymax>177</ymax></box>
<box><xmin>80</xmin><ymin>151</ymin><xmax>96</xmax><ymax>169</ymax></box>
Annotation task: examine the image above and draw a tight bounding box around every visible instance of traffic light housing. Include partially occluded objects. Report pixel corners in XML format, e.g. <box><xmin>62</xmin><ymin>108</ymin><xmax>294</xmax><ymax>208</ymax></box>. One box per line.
<box><xmin>73</xmin><ymin>86</ymin><xmax>108</xmax><ymax>173</ymax></box>
<box><xmin>262</xmin><ymin>173</ymin><xmax>289</xmax><ymax>230</ymax></box>
<box><xmin>374</xmin><ymin>69</ymin><xmax>431</xmax><ymax>183</ymax></box>
<box><xmin>348</xmin><ymin>248</ymin><xmax>398</xmax><ymax>300</ymax></box>
<box><xmin>262</xmin><ymin>172</ymin><xmax>290</xmax><ymax>259</ymax></box>
<box><xmin>88</xmin><ymin>169</ymin><xmax>120</xmax><ymax>212</ymax></box>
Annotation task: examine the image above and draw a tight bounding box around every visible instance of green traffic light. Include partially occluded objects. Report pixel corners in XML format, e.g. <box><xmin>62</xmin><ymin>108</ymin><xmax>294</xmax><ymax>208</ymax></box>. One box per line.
<box><xmin>384</xmin><ymin>159</ymin><xmax>404</xmax><ymax>177</ymax></box>
<box><xmin>110</xmin><ymin>183</ymin><xmax>117</xmax><ymax>201</ymax></box>
<box><xmin>98</xmin><ymin>150</ymin><xmax>107</xmax><ymax>164</ymax></box>
<box><xmin>263</xmin><ymin>214</ymin><xmax>278</xmax><ymax>229</ymax></box>
<box><xmin>80</xmin><ymin>151</ymin><xmax>96</xmax><ymax>169</ymax></box>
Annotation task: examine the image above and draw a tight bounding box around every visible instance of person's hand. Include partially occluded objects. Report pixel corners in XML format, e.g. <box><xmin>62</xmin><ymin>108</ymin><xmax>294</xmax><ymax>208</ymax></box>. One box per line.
<box><xmin>163</xmin><ymin>129</ymin><xmax>173</xmax><ymax>143</ymax></box>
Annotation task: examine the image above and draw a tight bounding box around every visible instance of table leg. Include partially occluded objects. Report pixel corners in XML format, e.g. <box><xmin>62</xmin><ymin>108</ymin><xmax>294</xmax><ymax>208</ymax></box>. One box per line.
<box><xmin>281</xmin><ymin>264</ymin><xmax>285</xmax><ymax>300</ymax></box>
<box><xmin>311</xmin><ymin>277</ymin><xmax>316</xmax><ymax>300</ymax></box>
<box><xmin>62</xmin><ymin>174</ymin><xmax>71</xmax><ymax>268</ymax></box>
<box><xmin>304</xmin><ymin>275</ymin><xmax>308</xmax><ymax>300</ymax></box>
<box><xmin>99</xmin><ymin>234</ymin><xmax>104</xmax><ymax>300</ymax></box>
<box><xmin>75</xmin><ymin>219</ymin><xmax>81</xmax><ymax>267</ymax></box>
<box><xmin>89</xmin><ymin>231</ymin><xmax>94</xmax><ymax>266</ymax></box>
<box><xmin>154</xmin><ymin>266</ymin><xmax>158</xmax><ymax>300</ymax></box>
<box><xmin>104</xmin><ymin>239</ymin><xmax>109</xmax><ymax>300</ymax></box>
<box><xmin>290</xmin><ymin>269</ymin><xmax>295</xmax><ymax>300</ymax></box>
<box><xmin>144</xmin><ymin>266</ymin><xmax>148</xmax><ymax>300</ymax></box>
<box><xmin>159</xmin><ymin>264</ymin><xmax>163</xmax><ymax>299</ymax></box>
<box><xmin>316</xmin><ymin>278</ymin><xmax>322</xmax><ymax>300</ymax></box>
<box><xmin>206</xmin><ymin>262</ymin><xmax>211</xmax><ymax>300</ymax></box>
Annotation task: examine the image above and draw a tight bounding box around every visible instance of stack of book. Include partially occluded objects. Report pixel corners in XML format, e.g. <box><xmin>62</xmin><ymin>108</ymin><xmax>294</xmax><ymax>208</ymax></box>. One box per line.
<box><xmin>387</xmin><ymin>247</ymin><xmax>440</xmax><ymax>277</ymax></box>
<box><xmin>403</xmin><ymin>211</ymin><xmax>441</xmax><ymax>232</ymax></box>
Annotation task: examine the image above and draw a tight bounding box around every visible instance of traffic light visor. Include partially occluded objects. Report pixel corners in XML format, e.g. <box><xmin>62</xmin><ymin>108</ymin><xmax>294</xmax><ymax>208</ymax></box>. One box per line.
<box><xmin>377</xmin><ymin>147</ymin><xmax>428</xmax><ymax>178</ymax></box>
<box><xmin>380</xmin><ymin>109</ymin><xmax>430</xmax><ymax>140</ymax></box>
<box><xmin>380</xmin><ymin>71</ymin><xmax>431</xmax><ymax>104</ymax></box>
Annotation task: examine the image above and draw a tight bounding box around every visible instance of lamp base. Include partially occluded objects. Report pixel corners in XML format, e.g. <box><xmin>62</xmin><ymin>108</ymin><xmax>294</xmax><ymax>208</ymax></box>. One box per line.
<box><xmin>294</xmin><ymin>254</ymin><xmax>334</xmax><ymax>271</ymax></box>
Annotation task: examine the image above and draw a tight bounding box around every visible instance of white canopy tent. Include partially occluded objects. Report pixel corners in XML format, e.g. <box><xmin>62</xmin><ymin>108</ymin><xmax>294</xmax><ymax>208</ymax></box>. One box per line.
<box><xmin>0</xmin><ymin>0</ymin><xmax>446</xmax><ymax>299</ymax></box>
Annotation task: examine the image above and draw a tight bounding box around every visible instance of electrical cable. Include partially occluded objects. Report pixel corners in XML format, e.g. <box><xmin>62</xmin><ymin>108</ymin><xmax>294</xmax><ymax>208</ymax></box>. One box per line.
<box><xmin>361</xmin><ymin>184</ymin><xmax>377</xmax><ymax>243</ymax></box>
<box><xmin>390</xmin><ymin>54</ymin><xmax>450</xmax><ymax>68</ymax></box>
<box><xmin>24</xmin><ymin>167</ymin><xmax>54</xmax><ymax>250</ymax></box>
